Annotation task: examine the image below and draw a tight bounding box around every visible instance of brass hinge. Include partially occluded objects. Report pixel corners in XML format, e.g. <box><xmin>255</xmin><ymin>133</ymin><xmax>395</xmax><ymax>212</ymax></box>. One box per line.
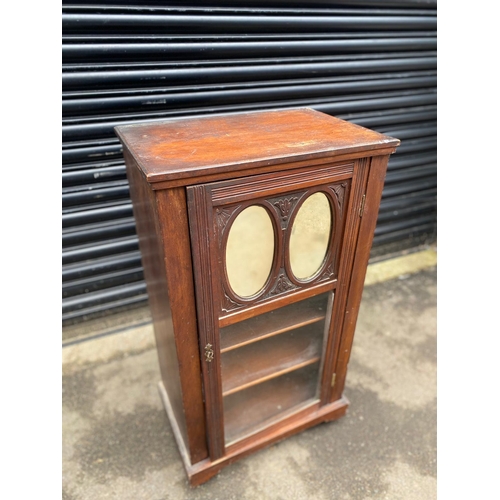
<box><xmin>204</xmin><ymin>343</ymin><xmax>214</xmax><ymax>363</ymax></box>
<box><xmin>359</xmin><ymin>194</ymin><xmax>366</xmax><ymax>218</ymax></box>
<box><xmin>331</xmin><ymin>373</ymin><xmax>336</xmax><ymax>387</ymax></box>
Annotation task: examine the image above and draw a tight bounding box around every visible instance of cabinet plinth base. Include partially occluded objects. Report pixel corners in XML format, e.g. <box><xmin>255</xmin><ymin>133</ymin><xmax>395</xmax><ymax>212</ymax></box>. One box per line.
<box><xmin>158</xmin><ymin>380</ymin><xmax>349</xmax><ymax>486</ymax></box>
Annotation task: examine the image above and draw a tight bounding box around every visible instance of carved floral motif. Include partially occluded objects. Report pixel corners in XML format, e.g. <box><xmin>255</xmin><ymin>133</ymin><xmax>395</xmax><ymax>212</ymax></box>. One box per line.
<box><xmin>318</xmin><ymin>263</ymin><xmax>335</xmax><ymax>281</ymax></box>
<box><xmin>273</xmin><ymin>197</ymin><xmax>299</xmax><ymax>221</ymax></box>
<box><xmin>215</xmin><ymin>208</ymin><xmax>233</xmax><ymax>230</ymax></box>
<box><xmin>269</xmin><ymin>273</ymin><xmax>297</xmax><ymax>295</ymax></box>
<box><xmin>331</xmin><ymin>183</ymin><xmax>347</xmax><ymax>214</ymax></box>
<box><xmin>222</xmin><ymin>291</ymin><xmax>242</xmax><ymax>312</ymax></box>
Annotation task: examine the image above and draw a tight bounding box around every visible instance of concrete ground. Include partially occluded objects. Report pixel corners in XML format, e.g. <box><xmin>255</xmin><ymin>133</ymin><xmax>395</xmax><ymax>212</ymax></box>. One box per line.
<box><xmin>62</xmin><ymin>250</ymin><xmax>437</xmax><ymax>500</ymax></box>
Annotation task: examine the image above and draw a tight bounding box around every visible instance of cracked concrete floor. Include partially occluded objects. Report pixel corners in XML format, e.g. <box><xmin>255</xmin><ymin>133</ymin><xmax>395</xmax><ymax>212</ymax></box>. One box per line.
<box><xmin>62</xmin><ymin>267</ymin><xmax>436</xmax><ymax>500</ymax></box>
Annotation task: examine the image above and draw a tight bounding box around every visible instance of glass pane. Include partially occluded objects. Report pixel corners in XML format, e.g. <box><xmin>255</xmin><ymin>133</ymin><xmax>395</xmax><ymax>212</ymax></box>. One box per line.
<box><xmin>221</xmin><ymin>292</ymin><xmax>331</xmax><ymax>445</ymax></box>
<box><xmin>225</xmin><ymin>205</ymin><xmax>275</xmax><ymax>297</ymax></box>
<box><xmin>224</xmin><ymin>364</ymin><xmax>320</xmax><ymax>444</ymax></box>
<box><xmin>289</xmin><ymin>192</ymin><xmax>332</xmax><ymax>280</ymax></box>
<box><xmin>220</xmin><ymin>293</ymin><xmax>328</xmax><ymax>353</ymax></box>
<box><xmin>221</xmin><ymin>324</ymin><xmax>323</xmax><ymax>396</ymax></box>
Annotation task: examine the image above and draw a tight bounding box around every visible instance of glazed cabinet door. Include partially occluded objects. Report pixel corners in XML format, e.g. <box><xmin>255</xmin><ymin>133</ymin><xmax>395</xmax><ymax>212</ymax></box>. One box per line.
<box><xmin>187</xmin><ymin>158</ymin><xmax>370</xmax><ymax>460</ymax></box>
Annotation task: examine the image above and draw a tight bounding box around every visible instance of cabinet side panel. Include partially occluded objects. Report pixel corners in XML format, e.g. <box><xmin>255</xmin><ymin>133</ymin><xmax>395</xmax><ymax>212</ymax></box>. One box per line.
<box><xmin>124</xmin><ymin>149</ymin><xmax>208</xmax><ymax>464</ymax></box>
<box><xmin>331</xmin><ymin>154</ymin><xmax>391</xmax><ymax>402</ymax></box>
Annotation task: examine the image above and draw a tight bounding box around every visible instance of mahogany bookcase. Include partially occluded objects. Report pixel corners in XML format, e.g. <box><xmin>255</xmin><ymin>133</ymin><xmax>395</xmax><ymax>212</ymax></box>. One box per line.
<box><xmin>115</xmin><ymin>108</ymin><xmax>400</xmax><ymax>485</ymax></box>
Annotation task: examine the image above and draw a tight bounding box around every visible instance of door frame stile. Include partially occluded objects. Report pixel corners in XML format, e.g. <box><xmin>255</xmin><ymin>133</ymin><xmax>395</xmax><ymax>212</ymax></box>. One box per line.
<box><xmin>320</xmin><ymin>157</ymin><xmax>371</xmax><ymax>405</ymax></box>
<box><xmin>187</xmin><ymin>185</ymin><xmax>226</xmax><ymax>460</ymax></box>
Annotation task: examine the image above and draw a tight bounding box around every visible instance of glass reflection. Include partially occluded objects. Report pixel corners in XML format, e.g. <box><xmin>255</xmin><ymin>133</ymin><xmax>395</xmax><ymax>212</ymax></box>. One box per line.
<box><xmin>289</xmin><ymin>192</ymin><xmax>332</xmax><ymax>280</ymax></box>
<box><xmin>225</xmin><ymin>205</ymin><xmax>275</xmax><ymax>297</ymax></box>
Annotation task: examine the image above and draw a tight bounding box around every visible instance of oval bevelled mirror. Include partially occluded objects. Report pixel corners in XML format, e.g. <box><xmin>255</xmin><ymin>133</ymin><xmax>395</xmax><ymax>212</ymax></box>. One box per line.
<box><xmin>225</xmin><ymin>205</ymin><xmax>275</xmax><ymax>298</ymax></box>
<box><xmin>289</xmin><ymin>192</ymin><xmax>332</xmax><ymax>280</ymax></box>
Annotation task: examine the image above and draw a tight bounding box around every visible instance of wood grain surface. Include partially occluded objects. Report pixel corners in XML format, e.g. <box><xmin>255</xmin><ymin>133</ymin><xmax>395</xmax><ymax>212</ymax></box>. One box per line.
<box><xmin>115</xmin><ymin>108</ymin><xmax>399</xmax><ymax>185</ymax></box>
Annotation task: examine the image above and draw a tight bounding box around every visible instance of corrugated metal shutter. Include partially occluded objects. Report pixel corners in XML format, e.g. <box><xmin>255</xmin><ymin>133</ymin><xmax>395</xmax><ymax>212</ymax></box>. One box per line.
<box><xmin>62</xmin><ymin>0</ymin><xmax>437</xmax><ymax>326</ymax></box>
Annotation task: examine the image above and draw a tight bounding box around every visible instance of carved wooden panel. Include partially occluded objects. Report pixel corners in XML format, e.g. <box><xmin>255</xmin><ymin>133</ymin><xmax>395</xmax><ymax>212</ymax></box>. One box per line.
<box><xmin>209</xmin><ymin>175</ymin><xmax>352</xmax><ymax>317</ymax></box>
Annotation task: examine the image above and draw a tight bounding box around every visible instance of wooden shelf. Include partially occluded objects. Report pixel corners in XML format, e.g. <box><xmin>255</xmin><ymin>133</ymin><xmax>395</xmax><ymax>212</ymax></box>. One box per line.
<box><xmin>223</xmin><ymin>362</ymin><xmax>320</xmax><ymax>445</ymax></box>
<box><xmin>221</xmin><ymin>322</ymin><xmax>324</xmax><ymax>397</ymax></box>
<box><xmin>220</xmin><ymin>293</ymin><xmax>328</xmax><ymax>353</ymax></box>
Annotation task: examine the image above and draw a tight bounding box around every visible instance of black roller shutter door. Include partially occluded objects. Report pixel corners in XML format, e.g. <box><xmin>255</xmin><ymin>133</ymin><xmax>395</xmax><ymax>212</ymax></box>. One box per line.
<box><xmin>62</xmin><ymin>0</ymin><xmax>437</xmax><ymax>326</ymax></box>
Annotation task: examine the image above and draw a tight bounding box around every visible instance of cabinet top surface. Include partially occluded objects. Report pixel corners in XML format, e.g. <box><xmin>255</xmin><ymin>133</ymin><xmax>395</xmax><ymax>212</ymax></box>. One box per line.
<box><xmin>115</xmin><ymin>108</ymin><xmax>399</xmax><ymax>185</ymax></box>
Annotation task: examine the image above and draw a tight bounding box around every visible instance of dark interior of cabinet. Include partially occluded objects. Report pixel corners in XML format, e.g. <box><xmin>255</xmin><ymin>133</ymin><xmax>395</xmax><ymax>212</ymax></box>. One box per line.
<box><xmin>220</xmin><ymin>292</ymin><xmax>332</xmax><ymax>444</ymax></box>
<box><xmin>223</xmin><ymin>363</ymin><xmax>320</xmax><ymax>444</ymax></box>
